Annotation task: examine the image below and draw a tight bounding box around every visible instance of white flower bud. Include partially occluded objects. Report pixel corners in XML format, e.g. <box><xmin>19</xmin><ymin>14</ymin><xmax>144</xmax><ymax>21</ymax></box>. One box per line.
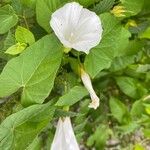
<box><xmin>51</xmin><ymin>117</ymin><xmax>80</xmax><ymax>150</ymax></box>
<box><xmin>80</xmin><ymin>68</ymin><xmax>100</xmax><ymax>109</ymax></box>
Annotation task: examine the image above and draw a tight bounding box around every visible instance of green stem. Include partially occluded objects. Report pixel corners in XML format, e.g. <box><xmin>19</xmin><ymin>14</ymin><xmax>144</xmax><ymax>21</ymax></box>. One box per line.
<box><xmin>23</xmin><ymin>15</ymin><xmax>29</xmax><ymax>30</ymax></box>
<box><xmin>18</xmin><ymin>13</ymin><xmax>29</xmax><ymax>30</ymax></box>
<box><xmin>63</xmin><ymin>81</ymin><xmax>69</xmax><ymax>112</ymax></box>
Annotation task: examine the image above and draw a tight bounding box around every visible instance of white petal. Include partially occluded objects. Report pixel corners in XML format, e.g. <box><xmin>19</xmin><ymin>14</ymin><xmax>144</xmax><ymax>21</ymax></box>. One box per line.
<box><xmin>88</xmin><ymin>93</ymin><xmax>100</xmax><ymax>109</ymax></box>
<box><xmin>51</xmin><ymin>117</ymin><xmax>80</xmax><ymax>150</ymax></box>
<box><xmin>80</xmin><ymin>68</ymin><xmax>100</xmax><ymax>109</ymax></box>
<box><xmin>50</xmin><ymin>2</ymin><xmax>103</xmax><ymax>54</ymax></box>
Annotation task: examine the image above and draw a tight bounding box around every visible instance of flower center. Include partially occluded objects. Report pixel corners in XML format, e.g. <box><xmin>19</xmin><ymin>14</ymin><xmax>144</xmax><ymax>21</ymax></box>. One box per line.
<box><xmin>68</xmin><ymin>32</ymin><xmax>76</xmax><ymax>43</ymax></box>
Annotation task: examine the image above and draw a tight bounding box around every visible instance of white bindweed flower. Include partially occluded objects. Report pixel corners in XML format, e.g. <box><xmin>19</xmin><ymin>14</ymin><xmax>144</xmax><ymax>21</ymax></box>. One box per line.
<box><xmin>80</xmin><ymin>68</ymin><xmax>100</xmax><ymax>109</ymax></box>
<box><xmin>50</xmin><ymin>2</ymin><xmax>103</xmax><ymax>54</ymax></box>
<box><xmin>51</xmin><ymin>117</ymin><xmax>80</xmax><ymax>150</ymax></box>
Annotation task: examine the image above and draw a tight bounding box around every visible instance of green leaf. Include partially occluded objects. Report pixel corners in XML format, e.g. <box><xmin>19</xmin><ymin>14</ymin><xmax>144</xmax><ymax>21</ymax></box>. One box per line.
<box><xmin>143</xmin><ymin>129</ymin><xmax>150</xmax><ymax>138</ymax></box>
<box><xmin>121</xmin><ymin>0</ymin><xmax>144</xmax><ymax>16</ymax></box>
<box><xmin>0</xmin><ymin>5</ymin><xmax>18</xmax><ymax>34</ymax></box>
<box><xmin>142</xmin><ymin>0</ymin><xmax>150</xmax><ymax>15</ymax></box>
<box><xmin>109</xmin><ymin>97</ymin><xmax>131</xmax><ymax>124</ymax></box>
<box><xmin>93</xmin><ymin>0</ymin><xmax>115</xmax><ymax>14</ymax></box>
<box><xmin>136</xmin><ymin>64</ymin><xmax>150</xmax><ymax>73</ymax></box>
<box><xmin>3</xmin><ymin>31</ymin><xmax>15</xmax><ymax>51</ymax></box>
<box><xmin>116</xmin><ymin>77</ymin><xmax>147</xmax><ymax>99</ymax></box>
<box><xmin>110</xmin><ymin>55</ymin><xmax>135</xmax><ymax>72</ymax></box>
<box><xmin>87</xmin><ymin>125</ymin><xmax>110</xmax><ymax>149</ymax></box>
<box><xmin>84</xmin><ymin>13</ymin><xmax>130</xmax><ymax>78</ymax></box>
<box><xmin>121</xmin><ymin>40</ymin><xmax>144</xmax><ymax>56</ymax></box>
<box><xmin>21</xmin><ymin>0</ymin><xmax>37</xmax><ymax>9</ymax></box>
<box><xmin>11</xmin><ymin>0</ymin><xmax>35</xmax><ymax>18</ymax></box>
<box><xmin>118</xmin><ymin>121</ymin><xmax>139</xmax><ymax>134</ymax></box>
<box><xmin>0</xmin><ymin>31</ymin><xmax>15</xmax><ymax>60</ymax></box>
<box><xmin>56</xmin><ymin>86</ymin><xmax>88</xmax><ymax>106</ymax></box>
<box><xmin>143</xmin><ymin>104</ymin><xmax>150</xmax><ymax>115</ymax></box>
<box><xmin>0</xmin><ymin>34</ymin><xmax>63</xmax><ymax>106</ymax></box>
<box><xmin>0</xmin><ymin>102</ymin><xmax>55</xmax><ymax>150</ymax></box>
<box><xmin>36</xmin><ymin>0</ymin><xmax>67</xmax><ymax>32</ymax></box>
<box><xmin>5</xmin><ymin>43</ymin><xmax>27</xmax><ymax>55</ymax></box>
<box><xmin>15</xmin><ymin>26</ymin><xmax>35</xmax><ymax>45</ymax></box>
<box><xmin>139</xmin><ymin>26</ymin><xmax>150</xmax><ymax>39</ymax></box>
<box><xmin>26</xmin><ymin>137</ymin><xmax>42</xmax><ymax>150</ymax></box>
<box><xmin>77</xmin><ymin>0</ymin><xmax>94</xmax><ymax>7</ymax></box>
<box><xmin>134</xmin><ymin>144</ymin><xmax>145</xmax><ymax>150</ymax></box>
<box><xmin>36</xmin><ymin>0</ymin><xmax>52</xmax><ymax>33</ymax></box>
<box><xmin>131</xmin><ymin>100</ymin><xmax>145</xmax><ymax>119</ymax></box>
<box><xmin>75</xmin><ymin>119</ymin><xmax>87</xmax><ymax>141</ymax></box>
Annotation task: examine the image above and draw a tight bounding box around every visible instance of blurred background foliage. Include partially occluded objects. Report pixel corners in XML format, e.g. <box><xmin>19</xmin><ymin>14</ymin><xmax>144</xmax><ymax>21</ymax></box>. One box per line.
<box><xmin>0</xmin><ymin>0</ymin><xmax>150</xmax><ymax>150</ymax></box>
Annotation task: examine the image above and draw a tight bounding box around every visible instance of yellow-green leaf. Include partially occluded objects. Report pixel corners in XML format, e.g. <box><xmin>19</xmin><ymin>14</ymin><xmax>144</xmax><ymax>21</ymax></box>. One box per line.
<box><xmin>15</xmin><ymin>26</ymin><xmax>35</xmax><ymax>45</ymax></box>
<box><xmin>5</xmin><ymin>43</ymin><xmax>27</xmax><ymax>55</ymax></box>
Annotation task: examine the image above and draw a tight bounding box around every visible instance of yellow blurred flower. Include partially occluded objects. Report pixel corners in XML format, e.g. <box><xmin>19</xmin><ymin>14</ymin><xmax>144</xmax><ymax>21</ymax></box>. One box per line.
<box><xmin>111</xmin><ymin>5</ymin><xmax>126</xmax><ymax>17</ymax></box>
<box><xmin>125</xmin><ymin>19</ymin><xmax>138</xmax><ymax>28</ymax></box>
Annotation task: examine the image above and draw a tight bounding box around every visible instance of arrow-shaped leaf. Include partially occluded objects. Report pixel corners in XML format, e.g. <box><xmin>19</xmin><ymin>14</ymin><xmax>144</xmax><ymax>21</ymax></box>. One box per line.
<box><xmin>0</xmin><ymin>34</ymin><xmax>63</xmax><ymax>106</ymax></box>
<box><xmin>0</xmin><ymin>102</ymin><xmax>55</xmax><ymax>150</ymax></box>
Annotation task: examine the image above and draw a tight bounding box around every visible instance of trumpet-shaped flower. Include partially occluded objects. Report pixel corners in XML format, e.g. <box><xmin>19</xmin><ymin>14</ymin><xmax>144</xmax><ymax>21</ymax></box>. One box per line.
<box><xmin>80</xmin><ymin>68</ymin><xmax>100</xmax><ymax>109</ymax></box>
<box><xmin>51</xmin><ymin>117</ymin><xmax>80</xmax><ymax>150</ymax></box>
<box><xmin>50</xmin><ymin>2</ymin><xmax>103</xmax><ymax>54</ymax></box>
